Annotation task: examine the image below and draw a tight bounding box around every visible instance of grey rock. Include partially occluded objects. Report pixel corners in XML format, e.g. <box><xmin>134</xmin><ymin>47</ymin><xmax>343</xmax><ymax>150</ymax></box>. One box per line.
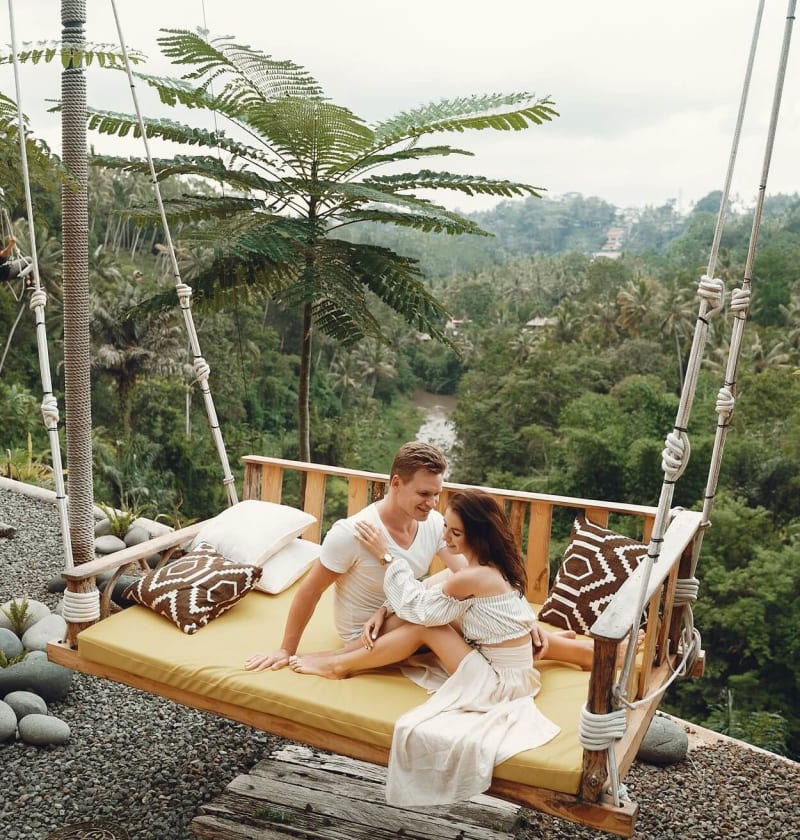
<box><xmin>0</xmin><ymin>699</ymin><xmax>16</xmax><ymax>741</ymax></box>
<box><xmin>0</xmin><ymin>649</ymin><xmax>73</xmax><ymax>702</ymax></box>
<box><xmin>3</xmin><ymin>689</ymin><xmax>47</xmax><ymax>719</ymax></box>
<box><xmin>46</xmin><ymin>573</ymin><xmax>67</xmax><ymax>594</ymax></box>
<box><xmin>0</xmin><ymin>597</ymin><xmax>51</xmax><ymax>633</ymax></box>
<box><xmin>0</xmin><ymin>626</ymin><xmax>24</xmax><ymax>659</ymax></box>
<box><xmin>124</xmin><ymin>524</ymin><xmax>151</xmax><ymax>547</ymax></box>
<box><xmin>110</xmin><ymin>574</ymin><xmax>141</xmax><ymax>606</ymax></box>
<box><xmin>637</xmin><ymin>715</ymin><xmax>689</xmax><ymax>765</ymax></box>
<box><xmin>0</xmin><ymin>521</ymin><xmax>16</xmax><ymax>538</ymax></box>
<box><xmin>94</xmin><ymin>534</ymin><xmax>126</xmax><ymax>555</ymax></box>
<box><xmin>94</xmin><ymin>517</ymin><xmax>112</xmax><ymax>537</ymax></box>
<box><xmin>17</xmin><ymin>712</ymin><xmax>70</xmax><ymax>745</ymax></box>
<box><xmin>21</xmin><ymin>613</ymin><xmax>67</xmax><ymax>651</ymax></box>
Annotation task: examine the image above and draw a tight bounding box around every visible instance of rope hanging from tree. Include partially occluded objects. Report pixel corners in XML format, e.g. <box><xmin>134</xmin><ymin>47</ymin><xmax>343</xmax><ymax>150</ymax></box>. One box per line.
<box><xmin>5</xmin><ymin>0</ymin><xmax>73</xmax><ymax>567</ymax></box>
<box><xmin>108</xmin><ymin>0</ymin><xmax>238</xmax><ymax>506</ymax></box>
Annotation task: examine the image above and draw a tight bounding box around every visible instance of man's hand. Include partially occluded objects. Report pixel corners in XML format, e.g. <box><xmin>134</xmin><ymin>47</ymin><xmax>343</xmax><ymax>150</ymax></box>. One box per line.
<box><xmin>361</xmin><ymin>606</ymin><xmax>388</xmax><ymax>650</ymax></box>
<box><xmin>244</xmin><ymin>649</ymin><xmax>292</xmax><ymax>671</ymax></box>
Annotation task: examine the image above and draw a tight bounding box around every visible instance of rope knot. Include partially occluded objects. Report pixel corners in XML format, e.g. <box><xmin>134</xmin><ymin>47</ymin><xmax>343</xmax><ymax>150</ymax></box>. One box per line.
<box><xmin>578</xmin><ymin>705</ymin><xmax>627</xmax><ymax>751</ymax></box>
<box><xmin>62</xmin><ymin>588</ymin><xmax>101</xmax><ymax>623</ymax></box>
<box><xmin>729</xmin><ymin>286</ymin><xmax>751</xmax><ymax>314</ymax></box>
<box><xmin>698</xmin><ymin>275</ymin><xmax>725</xmax><ymax>316</ymax></box>
<box><xmin>40</xmin><ymin>394</ymin><xmax>60</xmax><ymax>427</ymax></box>
<box><xmin>715</xmin><ymin>386</ymin><xmax>735</xmax><ymax>418</ymax></box>
<box><xmin>29</xmin><ymin>288</ymin><xmax>47</xmax><ymax>310</ymax></box>
<box><xmin>193</xmin><ymin>357</ymin><xmax>211</xmax><ymax>383</ymax></box>
<box><xmin>176</xmin><ymin>283</ymin><xmax>193</xmax><ymax>306</ymax></box>
<box><xmin>674</xmin><ymin>576</ymin><xmax>700</xmax><ymax>605</ymax></box>
<box><xmin>661</xmin><ymin>430</ymin><xmax>689</xmax><ymax>480</ymax></box>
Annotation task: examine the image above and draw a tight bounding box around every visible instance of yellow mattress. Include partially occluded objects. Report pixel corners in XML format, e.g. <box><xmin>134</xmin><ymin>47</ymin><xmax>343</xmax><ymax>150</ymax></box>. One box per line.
<box><xmin>76</xmin><ymin>583</ymin><xmax>591</xmax><ymax>794</ymax></box>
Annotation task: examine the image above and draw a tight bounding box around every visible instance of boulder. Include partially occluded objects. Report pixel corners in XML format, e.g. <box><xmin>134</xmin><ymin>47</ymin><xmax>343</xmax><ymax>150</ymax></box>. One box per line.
<box><xmin>22</xmin><ymin>614</ymin><xmax>67</xmax><ymax>652</ymax></box>
<box><xmin>3</xmin><ymin>690</ymin><xmax>47</xmax><ymax>720</ymax></box>
<box><xmin>94</xmin><ymin>534</ymin><xmax>126</xmax><ymax>555</ymax></box>
<box><xmin>0</xmin><ymin>699</ymin><xmax>16</xmax><ymax>741</ymax></box>
<box><xmin>94</xmin><ymin>517</ymin><xmax>112</xmax><ymax>537</ymax></box>
<box><xmin>0</xmin><ymin>598</ymin><xmax>51</xmax><ymax>633</ymax></box>
<box><xmin>0</xmin><ymin>627</ymin><xmax>24</xmax><ymax>660</ymax></box>
<box><xmin>0</xmin><ymin>650</ymin><xmax>73</xmax><ymax>702</ymax></box>
<box><xmin>124</xmin><ymin>525</ymin><xmax>151</xmax><ymax>547</ymax></box>
<box><xmin>46</xmin><ymin>574</ymin><xmax>67</xmax><ymax>594</ymax></box>
<box><xmin>17</xmin><ymin>713</ymin><xmax>70</xmax><ymax>746</ymax></box>
<box><xmin>637</xmin><ymin>715</ymin><xmax>689</xmax><ymax>765</ymax></box>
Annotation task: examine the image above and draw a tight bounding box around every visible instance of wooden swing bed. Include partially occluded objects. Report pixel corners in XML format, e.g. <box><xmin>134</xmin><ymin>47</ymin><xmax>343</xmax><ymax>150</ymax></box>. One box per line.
<box><xmin>48</xmin><ymin>455</ymin><xmax>705</xmax><ymax>838</ymax></box>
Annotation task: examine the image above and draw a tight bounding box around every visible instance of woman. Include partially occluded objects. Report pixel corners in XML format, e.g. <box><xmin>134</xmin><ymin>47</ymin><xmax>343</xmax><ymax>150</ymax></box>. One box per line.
<box><xmin>291</xmin><ymin>489</ymin><xmax>561</xmax><ymax>806</ymax></box>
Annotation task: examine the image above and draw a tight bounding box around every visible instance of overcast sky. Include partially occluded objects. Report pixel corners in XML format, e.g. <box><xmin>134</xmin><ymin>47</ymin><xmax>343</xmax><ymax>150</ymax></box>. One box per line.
<box><xmin>2</xmin><ymin>0</ymin><xmax>799</xmax><ymax>213</ymax></box>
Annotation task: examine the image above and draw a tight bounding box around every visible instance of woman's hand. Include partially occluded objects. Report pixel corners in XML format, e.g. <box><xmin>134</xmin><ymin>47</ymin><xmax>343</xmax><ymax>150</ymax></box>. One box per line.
<box><xmin>354</xmin><ymin>520</ymin><xmax>388</xmax><ymax>560</ymax></box>
<box><xmin>361</xmin><ymin>606</ymin><xmax>388</xmax><ymax>650</ymax></box>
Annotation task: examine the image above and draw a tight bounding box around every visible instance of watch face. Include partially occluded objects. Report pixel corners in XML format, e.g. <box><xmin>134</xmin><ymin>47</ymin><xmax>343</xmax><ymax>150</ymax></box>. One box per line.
<box><xmin>382</xmin><ymin>553</ymin><xmax>393</xmax><ymax>564</ymax></box>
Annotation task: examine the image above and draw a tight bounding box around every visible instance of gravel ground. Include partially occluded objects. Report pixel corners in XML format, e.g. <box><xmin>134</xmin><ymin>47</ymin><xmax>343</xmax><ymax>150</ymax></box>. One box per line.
<box><xmin>1</xmin><ymin>484</ymin><xmax>798</xmax><ymax>840</ymax></box>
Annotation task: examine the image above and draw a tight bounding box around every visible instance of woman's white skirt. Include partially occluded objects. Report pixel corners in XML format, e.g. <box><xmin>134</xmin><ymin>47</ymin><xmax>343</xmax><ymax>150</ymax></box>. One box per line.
<box><xmin>386</xmin><ymin>643</ymin><xmax>560</xmax><ymax>806</ymax></box>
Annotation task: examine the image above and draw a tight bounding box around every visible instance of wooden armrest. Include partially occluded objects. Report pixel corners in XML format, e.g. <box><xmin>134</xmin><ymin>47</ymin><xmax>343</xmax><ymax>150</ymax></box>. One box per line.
<box><xmin>589</xmin><ymin>510</ymin><xmax>702</xmax><ymax>642</ymax></box>
<box><xmin>61</xmin><ymin>522</ymin><xmax>206</xmax><ymax>582</ymax></box>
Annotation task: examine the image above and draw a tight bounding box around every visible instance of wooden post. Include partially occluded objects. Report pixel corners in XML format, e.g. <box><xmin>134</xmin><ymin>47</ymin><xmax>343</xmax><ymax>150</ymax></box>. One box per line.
<box><xmin>580</xmin><ymin>638</ymin><xmax>617</xmax><ymax>802</ymax></box>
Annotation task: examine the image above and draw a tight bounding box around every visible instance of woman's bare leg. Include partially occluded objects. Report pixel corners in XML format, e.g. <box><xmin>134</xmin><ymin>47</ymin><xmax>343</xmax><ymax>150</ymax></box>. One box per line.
<box><xmin>291</xmin><ymin>621</ymin><xmax>471</xmax><ymax>679</ymax></box>
<box><xmin>538</xmin><ymin>628</ymin><xmax>645</xmax><ymax>670</ymax></box>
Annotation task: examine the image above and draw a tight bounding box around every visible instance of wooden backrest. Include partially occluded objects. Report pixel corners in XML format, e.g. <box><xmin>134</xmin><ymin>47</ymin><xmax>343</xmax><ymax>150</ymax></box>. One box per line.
<box><xmin>241</xmin><ymin>455</ymin><xmax>658</xmax><ymax>605</ymax></box>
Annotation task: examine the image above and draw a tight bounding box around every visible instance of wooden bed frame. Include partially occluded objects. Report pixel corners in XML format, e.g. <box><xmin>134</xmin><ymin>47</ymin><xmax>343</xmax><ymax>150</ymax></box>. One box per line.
<box><xmin>48</xmin><ymin>455</ymin><xmax>705</xmax><ymax>837</ymax></box>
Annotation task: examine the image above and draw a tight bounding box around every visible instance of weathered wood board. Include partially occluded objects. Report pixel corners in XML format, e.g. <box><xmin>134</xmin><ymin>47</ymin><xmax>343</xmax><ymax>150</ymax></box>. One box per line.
<box><xmin>191</xmin><ymin>744</ymin><xmax>520</xmax><ymax>840</ymax></box>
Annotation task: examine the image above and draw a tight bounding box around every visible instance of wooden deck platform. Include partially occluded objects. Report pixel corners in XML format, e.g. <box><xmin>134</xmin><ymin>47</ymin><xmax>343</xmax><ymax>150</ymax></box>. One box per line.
<box><xmin>191</xmin><ymin>744</ymin><xmax>522</xmax><ymax>840</ymax></box>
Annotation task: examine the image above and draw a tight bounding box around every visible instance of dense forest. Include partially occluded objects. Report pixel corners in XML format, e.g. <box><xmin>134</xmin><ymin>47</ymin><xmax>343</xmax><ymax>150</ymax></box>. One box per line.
<box><xmin>1</xmin><ymin>43</ymin><xmax>799</xmax><ymax>762</ymax></box>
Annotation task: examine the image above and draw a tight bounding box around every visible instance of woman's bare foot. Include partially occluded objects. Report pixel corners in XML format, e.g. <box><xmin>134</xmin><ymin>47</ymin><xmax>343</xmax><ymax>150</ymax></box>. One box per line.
<box><xmin>616</xmin><ymin>629</ymin><xmax>646</xmax><ymax>668</ymax></box>
<box><xmin>289</xmin><ymin>654</ymin><xmax>347</xmax><ymax>679</ymax></box>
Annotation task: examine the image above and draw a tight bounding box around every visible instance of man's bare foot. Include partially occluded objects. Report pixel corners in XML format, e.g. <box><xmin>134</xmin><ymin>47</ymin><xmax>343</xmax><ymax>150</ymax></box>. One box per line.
<box><xmin>289</xmin><ymin>654</ymin><xmax>347</xmax><ymax>679</ymax></box>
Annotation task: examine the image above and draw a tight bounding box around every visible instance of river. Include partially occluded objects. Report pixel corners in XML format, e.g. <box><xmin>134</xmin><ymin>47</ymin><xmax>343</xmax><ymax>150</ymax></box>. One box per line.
<box><xmin>412</xmin><ymin>390</ymin><xmax>458</xmax><ymax>474</ymax></box>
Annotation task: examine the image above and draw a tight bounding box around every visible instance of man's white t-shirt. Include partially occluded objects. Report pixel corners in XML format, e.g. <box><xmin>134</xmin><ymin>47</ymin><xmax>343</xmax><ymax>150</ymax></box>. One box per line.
<box><xmin>320</xmin><ymin>502</ymin><xmax>446</xmax><ymax>641</ymax></box>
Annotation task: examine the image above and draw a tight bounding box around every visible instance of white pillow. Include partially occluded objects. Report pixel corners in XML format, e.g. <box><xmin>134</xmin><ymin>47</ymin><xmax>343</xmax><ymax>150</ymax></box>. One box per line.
<box><xmin>254</xmin><ymin>538</ymin><xmax>321</xmax><ymax>594</ymax></box>
<box><xmin>191</xmin><ymin>500</ymin><xmax>316</xmax><ymax>566</ymax></box>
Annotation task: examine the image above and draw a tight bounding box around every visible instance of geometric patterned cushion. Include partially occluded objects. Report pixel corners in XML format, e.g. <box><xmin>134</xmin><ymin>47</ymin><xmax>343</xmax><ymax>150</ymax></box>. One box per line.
<box><xmin>120</xmin><ymin>542</ymin><xmax>262</xmax><ymax>635</ymax></box>
<box><xmin>538</xmin><ymin>514</ymin><xmax>647</xmax><ymax>634</ymax></box>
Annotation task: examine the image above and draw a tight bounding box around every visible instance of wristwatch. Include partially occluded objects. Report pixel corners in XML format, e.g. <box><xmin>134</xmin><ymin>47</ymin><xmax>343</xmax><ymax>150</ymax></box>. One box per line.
<box><xmin>380</xmin><ymin>552</ymin><xmax>394</xmax><ymax>566</ymax></box>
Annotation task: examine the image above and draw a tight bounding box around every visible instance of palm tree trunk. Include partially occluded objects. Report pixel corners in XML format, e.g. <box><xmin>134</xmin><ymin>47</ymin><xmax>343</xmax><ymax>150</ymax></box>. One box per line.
<box><xmin>61</xmin><ymin>0</ymin><xmax>94</xmax><ymax>564</ymax></box>
<box><xmin>298</xmin><ymin>301</ymin><xmax>312</xmax><ymax>464</ymax></box>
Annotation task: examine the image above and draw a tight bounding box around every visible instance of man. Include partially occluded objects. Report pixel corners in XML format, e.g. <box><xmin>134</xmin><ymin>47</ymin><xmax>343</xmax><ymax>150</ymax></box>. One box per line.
<box><xmin>245</xmin><ymin>441</ymin><xmax>465</xmax><ymax>671</ymax></box>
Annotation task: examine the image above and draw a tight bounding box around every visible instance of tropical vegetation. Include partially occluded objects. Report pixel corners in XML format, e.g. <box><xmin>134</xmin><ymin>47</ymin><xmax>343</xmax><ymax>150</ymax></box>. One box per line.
<box><xmin>1</xmin><ymin>33</ymin><xmax>800</xmax><ymax>761</ymax></box>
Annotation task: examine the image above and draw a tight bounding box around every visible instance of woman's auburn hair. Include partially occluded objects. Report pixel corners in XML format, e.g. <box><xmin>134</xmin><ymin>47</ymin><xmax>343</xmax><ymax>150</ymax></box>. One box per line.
<box><xmin>446</xmin><ymin>490</ymin><xmax>528</xmax><ymax>595</ymax></box>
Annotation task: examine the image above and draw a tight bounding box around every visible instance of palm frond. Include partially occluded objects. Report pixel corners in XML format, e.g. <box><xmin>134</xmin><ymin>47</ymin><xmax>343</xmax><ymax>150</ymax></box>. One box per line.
<box><xmin>86</xmin><ymin>109</ymin><xmax>276</xmax><ymax>165</ymax></box>
<box><xmin>366</xmin><ymin>170</ymin><xmax>545</xmax><ymax>199</ymax></box>
<box><xmin>0</xmin><ymin>41</ymin><xmax>146</xmax><ymax>69</ymax></box>
<box><xmin>353</xmin><ymin>144</ymin><xmax>475</xmax><ymax>170</ymax></box>
<box><xmin>339</xmin><ymin>208</ymin><xmax>488</xmax><ymax>236</ymax></box>
<box><xmin>157</xmin><ymin>29</ymin><xmax>324</xmax><ymax>108</ymax></box>
<box><xmin>120</xmin><ymin>194</ymin><xmax>264</xmax><ymax>226</ymax></box>
<box><xmin>374</xmin><ymin>93</ymin><xmax>558</xmax><ymax>145</ymax></box>
<box><xmin>245</xmin><ymin>98</ymin><xmax>373</xmax><ymax>176</ymax></box>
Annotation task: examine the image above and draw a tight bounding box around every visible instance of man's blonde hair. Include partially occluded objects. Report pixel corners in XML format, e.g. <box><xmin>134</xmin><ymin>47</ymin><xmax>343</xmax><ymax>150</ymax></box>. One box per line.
<box><xmin>390</xmin><ymin>441</ymin><xmax>447</xmax><ymax>482</ymax></box>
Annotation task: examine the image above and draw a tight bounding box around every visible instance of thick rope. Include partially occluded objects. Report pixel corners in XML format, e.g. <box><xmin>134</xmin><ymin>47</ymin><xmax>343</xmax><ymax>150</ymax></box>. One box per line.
<box><xmin>578</xmin><ymin>705</ymin><xmax>628</xmax><ymax>807</ymax></box>
<box><xmin>61</xmin><ymin>0</ymin><xmax>95</xmax><ymax>567</ymax></box>
<box><xmin>61</xmin><ymin>588</ymin><xmax>101</xmax><ymax>623</ymax></box>
<box><xmin>109</xmin><ymin>0</ymin><xmax>238</xmax><ymax>506</ymax></box>
<box><xmin>6</xmin><ymin>0</ymin><xmax>73</xmax><ymax>567</ymax></box>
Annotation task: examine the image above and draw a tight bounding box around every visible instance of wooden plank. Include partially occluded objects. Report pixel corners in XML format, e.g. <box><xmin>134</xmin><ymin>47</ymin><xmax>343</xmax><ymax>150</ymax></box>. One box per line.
<box><xmin>260</xmin><ymin>465</ymin><xmax>284</xmax><ymax>504</ymax></box>
<box><xmin>302</xmin><ymin>472</ymin><xmax>326</xmax><ymax>543</ymax></box>
<box><xmin>193</xmin><ymin>744</ymin><xmax>518</xmax><ymax>840</ymax></box>
<box><xmin>346</xmin><ymin>477</ymin><xmax>369</xmax><ymax>517</ymax></box>
<box><xmin>526</xmin><ymin>501</ymin><xmax>551</xmax><ymax>604</ymax></box>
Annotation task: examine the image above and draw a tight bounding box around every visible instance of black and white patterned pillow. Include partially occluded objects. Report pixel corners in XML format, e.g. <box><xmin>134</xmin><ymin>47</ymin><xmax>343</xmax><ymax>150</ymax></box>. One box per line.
<box><xmin>538</xmin><ymin>514</ymin><xmax>647</xmax><ymax>634</ymax></box>
<box><xmin>121</xmin><ymin>541</ymin><xmax>262</xmax><ymax>634</ymax></box>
